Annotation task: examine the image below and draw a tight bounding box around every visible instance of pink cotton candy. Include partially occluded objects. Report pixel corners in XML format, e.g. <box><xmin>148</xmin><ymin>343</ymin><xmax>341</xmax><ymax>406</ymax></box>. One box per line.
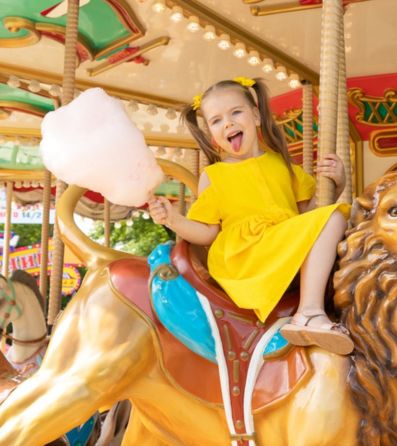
<box><xmin>40</xmin><ymin>88</ymin><xmax>164</xmax><ymax>206</ymax></box>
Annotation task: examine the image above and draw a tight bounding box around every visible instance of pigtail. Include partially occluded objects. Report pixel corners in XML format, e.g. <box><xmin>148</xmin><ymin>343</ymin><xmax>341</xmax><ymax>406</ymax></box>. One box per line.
<box><xmin>252</xmin><ymin>78</ymin><xmax>294</xmax><ymax>176</ymax></box>
<box><xmin>180</xmin><ymin>105</ymin><xmax>221</xmax><ymax>165</ymax></box>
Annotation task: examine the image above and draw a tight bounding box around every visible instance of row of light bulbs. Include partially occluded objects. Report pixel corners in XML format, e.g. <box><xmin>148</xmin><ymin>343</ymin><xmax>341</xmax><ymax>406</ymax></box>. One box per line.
<box><xmin>6</xmin><ymin>75</ymin><xmax>180</xmax><ymax>121</ymax></box>
<box><xmin>127</xmin><ymin>100</ymin><xmax>178</xmax><ymax>120</ymax></box>
<box><xmin>151</xmin><ymin>1</ymin><xmax>302</xmax><ymax>89</ymax></box>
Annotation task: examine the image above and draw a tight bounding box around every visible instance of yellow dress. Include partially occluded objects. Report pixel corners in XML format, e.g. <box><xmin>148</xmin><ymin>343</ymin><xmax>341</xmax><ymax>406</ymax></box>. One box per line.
<box><xmin>187</xmin><ymin>151</ymin><xmax>350</xmax><ymax>322</ymax></box>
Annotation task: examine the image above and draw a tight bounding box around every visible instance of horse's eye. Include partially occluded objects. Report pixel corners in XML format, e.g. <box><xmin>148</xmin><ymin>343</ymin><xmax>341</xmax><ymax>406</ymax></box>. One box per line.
<box><xmin>388</xmin><ymin>207</ymin><xmax>397</xmax><ymax>217</ymax></box>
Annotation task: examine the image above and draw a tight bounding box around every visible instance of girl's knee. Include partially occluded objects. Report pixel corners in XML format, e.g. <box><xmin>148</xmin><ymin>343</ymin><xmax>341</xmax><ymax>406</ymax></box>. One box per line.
<box><xmin>329</xmin><ymin>210</ymin><xmax>347</xmax><ymax>233</ymax></box>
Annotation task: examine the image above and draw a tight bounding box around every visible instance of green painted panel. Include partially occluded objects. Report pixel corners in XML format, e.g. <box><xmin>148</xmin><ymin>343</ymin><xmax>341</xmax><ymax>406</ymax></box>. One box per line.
<box><xmin>0</xmin><ymin>143</ymin><xmax>44</xmax><ymax>170</ymax></box>
<box><xmin>0</xmin><ymin>84</ymin><xmax>54</xmax><ymax>113</ymax></box>
<box><xmin>0</xmin><ymin>0</ymin><xmax>132</xmax><ymax>52</ymax></box>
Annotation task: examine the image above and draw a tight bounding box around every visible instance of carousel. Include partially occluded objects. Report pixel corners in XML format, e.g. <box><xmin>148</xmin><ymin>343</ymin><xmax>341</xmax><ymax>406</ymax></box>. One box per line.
<box><xmin>0</xmin><ymin>0</ymin><xmax>396</xmax><ymax>445</ymax></box>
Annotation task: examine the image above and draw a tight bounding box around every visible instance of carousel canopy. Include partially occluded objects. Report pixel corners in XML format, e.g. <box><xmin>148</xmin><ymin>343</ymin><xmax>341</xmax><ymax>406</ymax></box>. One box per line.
<box><xmin>0</xmin><ymin>0</ymin><xmax>395</xmax><ymax>189</ymax></box>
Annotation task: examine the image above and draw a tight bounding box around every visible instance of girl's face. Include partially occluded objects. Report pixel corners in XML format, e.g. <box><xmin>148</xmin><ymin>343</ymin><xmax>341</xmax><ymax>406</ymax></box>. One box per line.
<box><xmin>201</xmin><ymin>87</ymin><xmax>261</xmax><ymax>161</ymax></box>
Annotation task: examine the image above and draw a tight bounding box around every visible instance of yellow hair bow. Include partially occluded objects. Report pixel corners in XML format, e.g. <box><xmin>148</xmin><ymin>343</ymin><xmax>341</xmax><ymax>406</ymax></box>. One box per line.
<box><xmin>192</xmin><ymin>94</ymin><xmax>202</xmax><ymax>111</ymax></box>
<box><xmin>233</xmin><ymin>77</ymin><xmax>256</xmax><ymax>88</ymax></box>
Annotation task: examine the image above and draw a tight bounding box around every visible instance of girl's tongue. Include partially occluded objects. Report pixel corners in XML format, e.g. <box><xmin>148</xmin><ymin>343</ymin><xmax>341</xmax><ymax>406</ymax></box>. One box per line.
<box><xmin>229</xmin><ymin>132</ymin><xmax>243</xmax><ymax>152</ymax></box>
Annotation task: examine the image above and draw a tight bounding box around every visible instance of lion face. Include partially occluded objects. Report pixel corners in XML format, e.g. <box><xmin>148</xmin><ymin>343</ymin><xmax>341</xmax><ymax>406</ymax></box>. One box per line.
<box><xmin>373</xmin><ymin>182</ymin><xmax>397</xmax><ymax>254</ymax></box>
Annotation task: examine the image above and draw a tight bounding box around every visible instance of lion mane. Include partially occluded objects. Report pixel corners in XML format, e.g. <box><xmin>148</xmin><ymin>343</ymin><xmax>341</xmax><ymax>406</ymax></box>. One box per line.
<box><xmin>334</xmin><ymin>172</ymin><xmax>397</xmax><ymax>446</ymax></box>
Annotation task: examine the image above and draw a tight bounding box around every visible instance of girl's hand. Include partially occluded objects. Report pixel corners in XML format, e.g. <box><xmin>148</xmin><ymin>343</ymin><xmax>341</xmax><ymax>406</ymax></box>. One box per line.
<box><xmin>148</xmin><ymin>195</ymin><xmax>177</xmax><ymax>227</ymax></box>
<box><xmin>317</xmin><ymin>153</ymin><xmax>346</xmax><ymax>197</ymax></box>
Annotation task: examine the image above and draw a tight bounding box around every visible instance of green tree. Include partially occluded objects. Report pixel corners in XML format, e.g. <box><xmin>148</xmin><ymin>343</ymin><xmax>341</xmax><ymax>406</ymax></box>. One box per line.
<box><xmin>0</xmin><ymin>223</ymin><xmax>53</xmax><ymax>247</ymax></box>
<box><xmin>89</xmin><ymin>214</ymin><xmax>173</xmax><ymax>257</ymax></box>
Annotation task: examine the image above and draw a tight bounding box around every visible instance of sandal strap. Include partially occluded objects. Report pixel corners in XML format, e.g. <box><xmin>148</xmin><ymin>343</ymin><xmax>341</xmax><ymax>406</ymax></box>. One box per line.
<box><xmin>302</xmin><ymin>313</ymin><xmax>326</xmax><ymax>327</ymax></box>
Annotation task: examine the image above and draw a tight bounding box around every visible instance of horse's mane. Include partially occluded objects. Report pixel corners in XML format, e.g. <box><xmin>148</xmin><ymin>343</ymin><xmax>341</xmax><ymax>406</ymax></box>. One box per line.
<box><xmin>9</xmin><ymin>270</ymin><xmax>45</xmax><ymax>313</ymax></box>
<box><xmin>334</xmin><ymin>172</ymin><xmax>397</xmax><ymax>446</ymax></box>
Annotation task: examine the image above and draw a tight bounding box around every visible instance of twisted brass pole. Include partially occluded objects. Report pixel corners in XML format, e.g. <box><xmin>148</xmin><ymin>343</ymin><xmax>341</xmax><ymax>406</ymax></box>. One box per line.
<box><xmin>317</xmin><ymin>0</ymin><xmax>344</xmax><ymax>206</ymax></box>
<box><xmin>336</xmin><ymin>10</ymin><xmax>352</xmax><ymax>203</ymax></box>
<box><xmin>302</xmin><ymin>81</ymin><xmax>314</xmax><ymax>176</ymax></box>
<box><xmin>1</xmin><ymin>182</ymin><xmax>13</xmax><ymax>277</ymax></box>
<box><xmin>39</xmin><ymin>169</ymin><xmax>52</xmax><ymax>301</ymax></box>
<box><xmin>47</xmin><ymin>0</ymin><xmax>80</xmax><ymax>325</ymax></box>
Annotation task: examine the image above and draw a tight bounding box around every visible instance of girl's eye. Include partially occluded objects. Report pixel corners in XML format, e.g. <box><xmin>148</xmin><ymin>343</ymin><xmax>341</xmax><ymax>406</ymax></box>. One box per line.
<box><xmin>232</xmin><ymin>110</ymin><xmax>241</xmax><ymax>115</ymax></box>
<box><xmin>211</xmin><ymin>119</ymin><xmax>220</xmax><ymax>125</ymax></box>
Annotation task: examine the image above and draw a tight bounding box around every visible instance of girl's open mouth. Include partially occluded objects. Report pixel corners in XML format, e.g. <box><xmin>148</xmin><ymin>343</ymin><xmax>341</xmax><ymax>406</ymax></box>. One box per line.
<box><xmin>228</xmin><ymin>131</ymin><xmax>243</xmax><ymax>152</ymax></box>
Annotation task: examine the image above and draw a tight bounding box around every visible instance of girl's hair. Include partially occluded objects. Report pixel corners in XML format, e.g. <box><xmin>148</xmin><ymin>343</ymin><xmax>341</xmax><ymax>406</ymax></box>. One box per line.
<box><xmin>180</xmin><ymin>78</ymin><xmax>293</xmax><ymax>174</ymax></box>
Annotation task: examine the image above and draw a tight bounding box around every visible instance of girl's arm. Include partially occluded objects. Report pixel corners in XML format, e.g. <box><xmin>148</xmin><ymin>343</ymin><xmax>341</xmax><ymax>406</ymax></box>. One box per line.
<box><xmin>148</xmin><ymin>172</ymin><xmax>220</xmax><ymax>246</ymax></box>
<box><xmin>297</xmin><ymin>153</ymin><xmax>346</xmax><ymax>213</ymax></box>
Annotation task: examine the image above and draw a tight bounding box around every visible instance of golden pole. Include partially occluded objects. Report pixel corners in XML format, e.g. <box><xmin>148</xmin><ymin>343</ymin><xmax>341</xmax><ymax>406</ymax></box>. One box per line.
<box><xmin>302</xmin><ymin>81</ymin><xmax>314</xmax><ymax>176</ymax></box>
<box><xmin>47</xmin><ymin>0</ymin><xmax>80</xmax><ymax>325</ymax></box>
<box><xmin>336</xmin><ymin>10</ymin><xmax>352</xmax><ymax>203</ymax></box>
<box><xmin>39</xmin><ymin>170</ymin><xmax>52</xmax><ymax>302</ymax></box>
<box><xmin>316</xmin><ymin>0</ymin><xmax>343</xmax><ymax>206</ymax></box>
<box><xmin>104</xmin><ymin>198</ymin><xmax>111</xmax><ymax>248</ymax></box>
<box><xmin>1</xmin><ymin>182</ymin><xmax>13</xmax><ymax>277</ymax></box>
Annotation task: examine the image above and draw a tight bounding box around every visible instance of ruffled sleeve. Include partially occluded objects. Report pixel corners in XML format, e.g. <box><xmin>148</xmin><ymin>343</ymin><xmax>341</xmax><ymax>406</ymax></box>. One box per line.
<box><xmin>187</xmin><ymin>184</ymin><xmax>221</xmax><ymax>225</ymax></box>
<box><xmin>292</xmin><ymin>164</ymin><xmax>316</xmax><ymax>202</ymax></box>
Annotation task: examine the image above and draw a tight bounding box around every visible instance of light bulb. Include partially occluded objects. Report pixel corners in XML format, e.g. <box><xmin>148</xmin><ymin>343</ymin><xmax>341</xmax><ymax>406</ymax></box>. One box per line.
<box><xmin>289</xmin><ymin>73</ymin><xmax>301</xmax><ymax>89</ymax></box>
<box><xmin>247</xmin><ymin>50</ymin><xmax>260</xmax><ymax>66</ymax></box>
<box><xmin>187</xmin><ymin>16</ymin><xmax>200</xmax><ymax>32</ymax></box>
<box><xmin>233</xmin><ymin>42</ymin><xmax>246</xmax><ymax>59</ymax></box>
<box><xmin>218</xmin><ymin>34</ymin><xmax>231</xmax><ymax>50</ymax></box>
<box><xmin>170</xmin><ymin>6</ymin><xmax>183</xmax><ymax>22</ymax></box>
<box><xmin>7</xmin><ymin>75</ymin><xmax>20</xmax><ymax>88</ymax></box>
<box><xmin>203</xmin><ymin>25</ymin><xmax>216</xmax><ymax>41</ymax></box>
<box><xmin>152</xmin><ymin>0</ymin><xmax>166</xmax><ymax>13</ymax></box>
<box><xmin>275</xmin><ymin>65</ymin><xmax>287</xmax><ymax>81</ymax></box>
<box><xmin>146</xmin><ymin>104</ymin><xmax>158</xmax><ymax>115</ymax></box>
<box><xmin>262</xmin><ymin>58</ymin><xmax>274</xmax><ymax>73</ymax></box>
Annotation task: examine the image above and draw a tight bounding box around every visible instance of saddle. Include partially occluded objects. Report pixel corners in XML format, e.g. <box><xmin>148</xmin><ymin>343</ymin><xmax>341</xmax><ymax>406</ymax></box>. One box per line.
<box><xmin>109</xmin><ymin>241</ymin><xmax>313</xmax><ymax>445</ymax></box>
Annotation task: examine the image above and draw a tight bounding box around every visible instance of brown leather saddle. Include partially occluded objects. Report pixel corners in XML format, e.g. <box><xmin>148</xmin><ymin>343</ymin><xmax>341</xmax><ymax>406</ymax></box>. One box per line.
<box><xmin>109</xmin><ymin>241</ymin><xmax>313</xmax><ymax>443</ymax></box>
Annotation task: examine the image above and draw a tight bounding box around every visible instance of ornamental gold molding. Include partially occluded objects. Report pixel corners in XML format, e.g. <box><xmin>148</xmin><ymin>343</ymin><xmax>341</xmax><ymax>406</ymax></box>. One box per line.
<box><xmin>369</xmin><ymin>129</ymin><xmax>397</xmax><ymax>157</ymax></box>
<box><xmin>0</xmin><ymin>127</ymin><xmax>197</xmax><ymax>150</ymax></box>
<box><xmin>0</xmin><ymin>62</ymin><xmax>183</xmax><ymax>109</ymax></box>
<box><xmin>88</xmin><ymin>36</ymin><xmax>170</xmax><ymax>77</ymax></box>
<box><xmin>246</xmin><ymin>0</ymin><xmax>371</xmax><ymax>16</ymax></box>
<box><xmin>0</xmin><ymin>17</ymin><xmax>41</xmax><ymax>47</ymax></box>
<box><xmin>275</xmin><ymin>109</ymin><xmax>318</xmax><ymax>145</ymax></box>
<box><xmin>348</xmin><ymin>88</ymin><xmax>397</xmax><ymax>126</ymax></box>
<box><xmin>0</xmin><ymin>101</ymin><xmax>47</xmax><ymax>118</ymax></box>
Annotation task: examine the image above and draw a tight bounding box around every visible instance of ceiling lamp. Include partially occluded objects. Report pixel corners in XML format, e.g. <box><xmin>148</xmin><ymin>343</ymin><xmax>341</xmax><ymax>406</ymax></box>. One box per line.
<box><xmin>233</xmin><ymin>42</ymin><xmax>246</xmax><ymax>59</ymax></box>
<box><xmin>187</xmin><ymin>16</ymin><xmax>200</xmax><ymax>32</ymax></box>
<box><xmin>146</xmin><ymin>104</ymin><xmax>158</xmax><ymax>115</ymax></box>
<box><xmin>262</xmin><ymin>58</ymin><xmax>274</xmax><ymax>73</ymax></box>
<box><xmin>127</xmin><ymin>100</ymin><xmax>140</xmax><ymax>112</ymax></box>
<box><xmin>170</xmin><ymin>6</ymin><xmax>183</xmax><ymax>22</ymax></box>
<box><xmin>49</xmin><ymin>84</ymin><xmax>62</xmax><ymax>97</ymax></box>
<box><xmin>218</xmin><ymin>34</ymin><xmax>231</xmax><ymax>50</ymax></box>
<box><xmin>28</xmin><ymin>79</ymin><xmax>41</xmax><ymax>93</ymax></box>
<box><xmin>165</xmin><ymin>108</ymin><xmax>177</xmax><ymax>120</ymax></box>
<box><xmin>247</xmin><ymin>50</ymin><xmax>261</xmax><ymax>66</ymax></box>
<box><xmin>152</xmin><ymin>0</ymin><xmax>166</xmax><ymax>13</ymax></box>
<box><xmin>203</xmin><ymin>25</ymin><xmax>216</xmax><ymax>41</ymax></box>
<box><xmin>275</xmin><ymin>65</ymin><xmax>287</xmax><ymax>81</ymax></box>
<box><xmin>7</xmin><ymin>75</ymin><xmax>20</xmax><ymax>88</ymax></box>
<box><xmin>289</xmin><ymin>73</ymin><xmax>301</xmax><ymax>89</ymax></box>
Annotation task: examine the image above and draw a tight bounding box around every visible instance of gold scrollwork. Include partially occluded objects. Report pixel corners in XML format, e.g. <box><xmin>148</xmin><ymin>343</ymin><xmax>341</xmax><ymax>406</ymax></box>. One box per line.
<box><xmin>0</xmin><ymin>101</ymin><xmax>46</xmax><ymax>118</ymax></box>
<box><xmin>369</xmin><ymin>129</ymin><xmax>397</xmax><ymax>157</ymax></box>
<box><xmin>0</xmin><ymin>109</ymin><xmax>11</xmax><ymax>120</ymax></box>
<box><xmin>0</xmin><ymin>17</ymin><xmax>41</xmax><ymax>47</ymax></box>
<box><xmin>348</xmin><ymin>88</ymin><xmax>397</xmax><ymax>126</ymax></box>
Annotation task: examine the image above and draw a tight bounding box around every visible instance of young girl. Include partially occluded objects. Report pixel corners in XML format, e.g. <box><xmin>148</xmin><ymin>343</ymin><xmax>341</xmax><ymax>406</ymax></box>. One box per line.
<box><xmin>148</xmin><ymin>77</ymin><xmax>353</xmax><ymax>355</ymax></box>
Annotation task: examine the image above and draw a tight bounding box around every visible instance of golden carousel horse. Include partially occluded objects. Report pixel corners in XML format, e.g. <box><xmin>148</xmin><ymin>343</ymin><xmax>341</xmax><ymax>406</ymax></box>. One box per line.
<box><xmin>0</xmin><ymin>172</ymin><xmax>396</xmax><ymax>446</ymax></box>
<box><xmin>0</xmin><ymin>271</ymin><xmax>102</xmax><ymax>446</ymax></box>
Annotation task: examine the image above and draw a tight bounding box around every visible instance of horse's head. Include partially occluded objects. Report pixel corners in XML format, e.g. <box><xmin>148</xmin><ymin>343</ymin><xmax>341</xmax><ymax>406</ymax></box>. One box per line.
<box><xmin>0</xmin><ymin>275</ymin><xmax>22</xmax><ymax>331</ymax></box>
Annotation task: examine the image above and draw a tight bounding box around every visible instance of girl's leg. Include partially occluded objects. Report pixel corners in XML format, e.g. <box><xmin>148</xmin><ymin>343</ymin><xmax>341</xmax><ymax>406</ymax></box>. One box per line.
<box><xmin>281</xmin><ymin>210</ymin><xmax>354</xmax><ymax>354</ymax></box>
<box><xmin>297</xmin><ymin>210</ymin><xmax>346</xmax><ymax>325</ymax></box>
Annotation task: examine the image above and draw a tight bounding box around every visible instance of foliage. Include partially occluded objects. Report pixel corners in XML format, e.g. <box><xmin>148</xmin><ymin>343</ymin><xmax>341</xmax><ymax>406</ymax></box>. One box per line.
<box><xmin>0</xmin><ymin>223</ymin><xmax>53</xmax><ymax>247</ymax></box>
<box><xmin>88</xmin><ymin>213</ymin><xmax>174</xmax><ymax>257</ymax></box>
